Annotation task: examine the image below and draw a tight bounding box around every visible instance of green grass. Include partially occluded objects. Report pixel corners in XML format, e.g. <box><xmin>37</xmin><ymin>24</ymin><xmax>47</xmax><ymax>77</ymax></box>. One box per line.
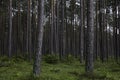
<box><xmin>0</xmin><ymin>57</ymin><xmax>120</xmax><ymax>80</ymax></box>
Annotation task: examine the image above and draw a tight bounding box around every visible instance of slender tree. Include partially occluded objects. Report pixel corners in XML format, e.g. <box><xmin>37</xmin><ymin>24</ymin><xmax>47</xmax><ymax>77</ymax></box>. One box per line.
<box><xmin>51</xmin><ymin>0</ymin><xmax>54</xmax><ymax>54</ymax></box>
<box><xmin>80</xmin><ymin>0</ymin><xmax>84</xmax><ymax>63</ymax></box>
<box><xmin>33</xmin><ymin>0</ymin><xmax>44</xmax><ymax>76</ymax></box>
<box><xmin>85</xmin><ymin>0</ymin><xmax>94</xmax><ymax>73</ymax></box>
<box><xmin>27</xmin><ymin>0</ymin><xmax>32</xmax><ymax>60</ymax></box>
<box><xmin>56</xmin><ymin>0</ymin><xmax>60</xmax><ymax>54</ymax></box>
<box><xmin>8</xmin><ymin>0</ymin><xmax>12</xmax><ymax>58</ymax></box>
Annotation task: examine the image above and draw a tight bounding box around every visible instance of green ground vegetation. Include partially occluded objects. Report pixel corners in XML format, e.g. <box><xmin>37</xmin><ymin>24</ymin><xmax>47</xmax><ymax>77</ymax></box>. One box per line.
<box><xmin>0</xmin><ymin>56</ymin><xmax>120</xmax><ymax>80</ymax></box>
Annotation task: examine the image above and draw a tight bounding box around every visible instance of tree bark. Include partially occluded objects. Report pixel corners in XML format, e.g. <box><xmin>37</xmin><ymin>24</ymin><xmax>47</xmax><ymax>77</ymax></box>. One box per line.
<box><xmin>85</xmin><ymin>0</ymin><xmax>94</xmax><ymax>73</ymax></box>
<box><xmin>33</xmin><ymin>0</ymin><xmax>44</xmax><ymax>76</ymax></box>
<box><xmin>80</xmin><ymin>0</ymin><xmax>84</xmax><ymax>63</ymax></box>
<box><xmin>8</xmin><ymin>0</ymin><xmax>12</xmax><ymax>58</ymax></box>
<box><xmin>27</xmin><ymin>0</ymin><xmax>32</xmax><ymax>60</ymax></box>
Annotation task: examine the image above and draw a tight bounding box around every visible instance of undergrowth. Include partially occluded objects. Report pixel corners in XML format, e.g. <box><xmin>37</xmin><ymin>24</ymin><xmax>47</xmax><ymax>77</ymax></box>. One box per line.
<box><xmin>0</xmin><ymin>56</ymin><xmax>120</xmax><ymax>80</ymax></box>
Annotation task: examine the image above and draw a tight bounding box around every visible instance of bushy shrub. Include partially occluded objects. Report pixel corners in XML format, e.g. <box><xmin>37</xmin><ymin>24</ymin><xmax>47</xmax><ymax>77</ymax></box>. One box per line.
<box><xmin>44</xmin><ymin>54</ymin><xmax>59</xmax><ymax>64</ymax></box>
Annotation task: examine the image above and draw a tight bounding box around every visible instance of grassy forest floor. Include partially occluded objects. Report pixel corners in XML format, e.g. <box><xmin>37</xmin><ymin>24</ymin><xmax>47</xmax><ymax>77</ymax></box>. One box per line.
<box><xmin>0</xmin><ymin>56</ymin><xmax>120</xmax><ymax>80</ymax></box>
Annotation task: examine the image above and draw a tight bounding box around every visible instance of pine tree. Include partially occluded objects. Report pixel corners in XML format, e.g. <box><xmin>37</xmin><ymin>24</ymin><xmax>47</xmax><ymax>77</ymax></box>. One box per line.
<box><xmin>33</xmin><ymin>0</ymin><xmax>44</xmax><ymax>76</ymax></box>
<box><xmin>85</xmin><ymin>0</ymin><xmax>94</xmax><ymax>73</ymax></box>
<box><xmin>8</xmin><ymin>0</ymin><xmax>12</xmax><ymax>58</ymax></box>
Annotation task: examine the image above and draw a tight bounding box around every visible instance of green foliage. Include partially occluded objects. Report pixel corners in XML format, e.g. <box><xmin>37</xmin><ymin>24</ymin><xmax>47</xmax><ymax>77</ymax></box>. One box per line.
<box><xmin>80</xmin><ymin>72</ymin><xmax>107</xmax><ymax>80</ymax></box>
<box><xmin>0</xmin><ymin>56</ymin><xmax>9</xmax><ymax>62</ymax></box>
<box><xmin>12</xmin><ymin>56</ymin><xmax>25</xmax><ymax>63</ymax></box>
<box><xmin>44</xmin><ymin>54</ymin><xmax>59</xmax><ymax>64</ymax></box>
<box><xmin>0</xmin><ymin>56</ymin><xmax>13</xmax><ymax>67</ymax></box>
<box><xmin>0</xmin><ymin>61</ymin><xmax>13</xmax><ymax>67</ymax></box>
<box><xmin>0</xmin><ymin>57</ymin><xmax>120</xmax><ymax>80</ymax></box>
<box><xmin>66</xmin><ymin>54</ymin><xmax>75</xmax><ymax>64</ymax></box>
<box><xmin>50</xmin><ymin>68</ymin><xmax>61</xmax><ymax>73</ymax></box>
<box><xmin>20</xmin><ymin>74</ymin><xmax>40</xmax><ymax>80</ymax></box>
<box><xmin>68</xmin><ymin>71</ymin><xmax>80</xmax><ymax>76</ymax></box>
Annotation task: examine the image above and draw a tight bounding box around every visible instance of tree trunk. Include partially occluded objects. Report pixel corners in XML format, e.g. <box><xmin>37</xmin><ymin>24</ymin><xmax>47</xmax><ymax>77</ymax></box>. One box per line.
<box><xmin>8</xmin><ymin>0</ymin><xmax>12</xmax><ymax>58</ymax></box>
<box><xmin>80</xmin><ymin>0</ymin><xmax>84</xmax><ymax>63</ymax></box>
<box><xmin>33</xmin><ymin>0</ymin><xmax>44</xmax><ymax>76</ymax></box>
<box><xmin>85</xmin><ymin>0</ymin><xmax>94</xmax><ymax>73</ymax></box>
<box><xmin>27</xmin><ymin>0</ymin><xmax>32</xmax><ymax>60</ymax></box>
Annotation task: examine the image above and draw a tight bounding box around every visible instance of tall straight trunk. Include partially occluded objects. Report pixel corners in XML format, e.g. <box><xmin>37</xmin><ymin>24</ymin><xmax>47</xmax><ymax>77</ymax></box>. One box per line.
<box><xmin>61</xmin><ymin>0</ymin><xmax>65</xmax><ymax>57</ymax></box>
<box><xmin>86</xmin><ymin>0</ymin><xmax>94</xmax><ymax>73</ymax></box>
<box><xmin>80</xmin><ymin>0</ymin><xmax>84</xmax><ymax>63</ymax></box>
<box><xmin>113</xmin><ymin>0</ymin><xmax>119</xmax><ymax>63</ymax></box>
<box><xmin>116</xmin><ymin>0</ymin><xmax>119</xmax><ymax>63</ymax></box>
<box><xmin>53</xmin><ymin>0</ymin><xmax>58</xmax><ymax>54</ymax></box>
<box><xmin>103</xmin><ymin>0</ymin><xmax>107</xmax><ymax>61</ymax></box>
<box><xmin>33</xmin><ymin>0</ymin><xmax>44</xmax><ymax>76</ymax></box>
<box><xmin>112</xmin><ymin>0</ymin><xmax>116</xmax><ymax>61</ymax></box>
<box><xmin>83</xmin><ymin>0</ymin><xmax>87</xmax><ymax>60</ymax></box>
<box><xmin>118</xmin><ymin>2</ymin><xmax>120</xmax><ymax>61</ymax></box>
<box><xmin>73</xmin><ymin>0</ymin><xmax>76</xmax><ymax>57</ymax></box>
<box><xmin>17</xmin><ymin>0</ymin><xmax>22</xmax><ymax>54</ymax></box>
<box><xmin>31</xmin><ymin>0</ymin><xmax>36</xmax><ymax>54</ymax></box>
<box><xmin>65</xmin><ymin>1</ymin><xmax>69</xmax><ymax>55</ymax></box>
<box><xmin>105</xmin><ymin>0</ymin><xmax>109</xmax><ymax>60</ymax></box>
<box><xmin>51</xmin><ymin>0</ymin><xmax>54</xmax><ymax>54</ymax></box>
<box><xmin>27</xmin><ymin>0</ymin><xmax>32</xmax><ymax>60</ymax></box>
<box><xmin>99</xmin><ymin>0</ymin><xmax>106</xmax><ymax>62</ymax></box>
<box><xmin>8</xmin><ymin>0</ymin><xmax>12</xmax><ymax>57</ymax></box>
<box><xmin>48</xmin><ymin>0</ymin><xmax>51</xmax><ymax>54</ymax></box>
<box><xmin>95</xmin><ymin>0</ymin><xmax>99</xmax><ymax>60</ymax></box>
<box><xmin>56</xmin><ymin>0</ymin><xmax>59</xmax><ymax>54</ymax></box>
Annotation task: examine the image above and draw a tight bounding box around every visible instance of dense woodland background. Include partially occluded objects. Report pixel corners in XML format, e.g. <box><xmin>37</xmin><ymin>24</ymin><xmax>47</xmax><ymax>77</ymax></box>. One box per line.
<box><xmin>0</xmin><ymin>0</ymin><xmax>120</xmax><ymax>80</ymax></box>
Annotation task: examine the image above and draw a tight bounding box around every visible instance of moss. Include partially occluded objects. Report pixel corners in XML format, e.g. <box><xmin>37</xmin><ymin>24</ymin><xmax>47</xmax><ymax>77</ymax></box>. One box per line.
<box><xmin>0</xmin><ymin>57</ymin><xmax>120</xmax><ymax>80</ymax></box>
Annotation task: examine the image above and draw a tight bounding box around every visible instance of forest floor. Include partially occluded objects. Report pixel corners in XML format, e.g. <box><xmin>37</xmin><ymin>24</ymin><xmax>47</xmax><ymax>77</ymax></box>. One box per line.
<box><xmin>0</xmin><ymin>57</ymin><xmax>120</xmax><ymax>80</ymax></box>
